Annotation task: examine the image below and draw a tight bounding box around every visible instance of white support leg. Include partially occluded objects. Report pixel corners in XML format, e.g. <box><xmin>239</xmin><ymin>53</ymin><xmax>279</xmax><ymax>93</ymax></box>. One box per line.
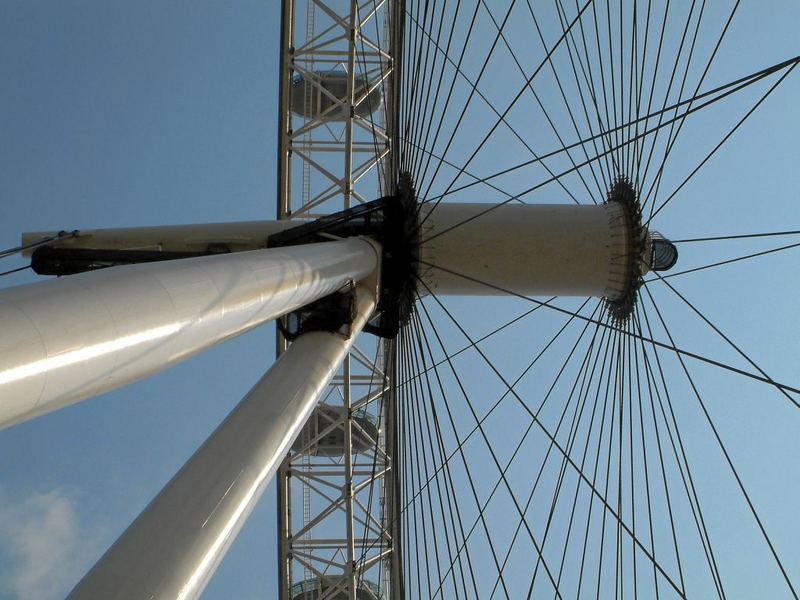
<box><xmin>67</xmin><ymin>285</ymin><xmax>377</xmax><ymax>600</ymax></box>
<box><xmin>0</xmin><ymin>238</ymin><xmax>379</xmax><ymax>429</ymax></box>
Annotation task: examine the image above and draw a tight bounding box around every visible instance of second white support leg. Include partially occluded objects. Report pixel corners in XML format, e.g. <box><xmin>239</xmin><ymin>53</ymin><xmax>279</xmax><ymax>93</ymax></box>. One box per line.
<box><xmin>68</xmin><ymin>286</ymin><xmax>377</xmax><ymax>600</ymax></box>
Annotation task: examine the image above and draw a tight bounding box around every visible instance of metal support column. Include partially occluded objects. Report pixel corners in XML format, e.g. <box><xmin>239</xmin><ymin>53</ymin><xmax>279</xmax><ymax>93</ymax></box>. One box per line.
<box><xmin>0</xmin><ymin>238</ymin><xmax>378</xmax><ymax>429</ymax></box>
<box><xmin>68</xmin><ymin>286</ymin><xmax>378</xmax><ymax>600</ymax></box>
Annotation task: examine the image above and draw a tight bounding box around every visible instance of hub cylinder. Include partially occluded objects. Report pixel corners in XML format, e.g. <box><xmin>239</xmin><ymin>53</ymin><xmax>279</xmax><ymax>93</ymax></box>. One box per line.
<box><xmin>418</xmin><ymin>202</ymin><xmax>632</xmax><ymax>299</ymax></box>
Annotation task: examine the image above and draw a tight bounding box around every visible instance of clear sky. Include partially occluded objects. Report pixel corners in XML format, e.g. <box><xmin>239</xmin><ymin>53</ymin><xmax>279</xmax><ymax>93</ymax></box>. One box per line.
<box><xmin>0</xmin><ymin>3</ymin><xmax>281</xmax><ymax>598</ymax></box>
<box><xmin>1</xmin><ymin>1</ymin><xmax>799</xmax><ymax>599</ymax></box>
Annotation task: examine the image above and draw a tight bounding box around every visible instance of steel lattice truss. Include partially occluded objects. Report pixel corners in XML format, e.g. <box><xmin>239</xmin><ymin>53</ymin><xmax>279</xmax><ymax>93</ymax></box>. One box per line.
<box><xmin>276</xmin><ymin>1</ymin><xmax>403</xmax><ymax>598</ymax></box>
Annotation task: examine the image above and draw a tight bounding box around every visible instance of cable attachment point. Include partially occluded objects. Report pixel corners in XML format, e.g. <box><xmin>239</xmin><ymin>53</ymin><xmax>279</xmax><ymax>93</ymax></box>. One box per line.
<box><xmin>278</xmin><ymin>283</ymin><xmax>357</xmax><ymax>341</ymax></box>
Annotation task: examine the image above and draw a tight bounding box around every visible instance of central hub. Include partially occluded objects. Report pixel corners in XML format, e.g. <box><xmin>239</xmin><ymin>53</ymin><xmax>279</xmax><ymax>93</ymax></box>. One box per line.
<box><xmin>603</xmin><ymin>176</ymin><xmax>678</xmax><ymax>323</ymax></box>
<box><xmin>268</xmin><ymin>172</ymin><xmax>678</xmax><ymax>336</ymax></box>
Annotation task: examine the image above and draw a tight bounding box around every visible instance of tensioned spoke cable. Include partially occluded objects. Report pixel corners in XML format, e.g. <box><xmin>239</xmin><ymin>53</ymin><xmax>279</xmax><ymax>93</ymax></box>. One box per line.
<box><xmin>404</xmin><ymin>0</ymin><xmax>443</xmax><ymax>173</ymax></box>
<box><xmin>651</xmin><ymin>274</ymin><xmax>799</xmax><ymax>411</ymax></box>
<box><xmin>402</xmin><ymin>0</ymin><xmax>428</xmax><ymax>173</ymax></box>
<box><xmin>639</xmin><ymin>295</ymin><xmax>742</xmax><ymax>597</ymax></box>
<box><xmin>589</xmin><ymin>1</ymin><xmax>620</xmax><ymax>176</ymax></box>
<box><xmin>625</xmin><ymin>317</ymin><xmax>640</xmax><ymax>598</ymax></box>
<box><xmin>403</xmin><ymin>3</ymin><xmax>550</xmax><ymax>197</ymax></box>
<box><xmin>641</xmin><ymin>0</ymin><xmax>710</xmax><ymax>211</ymax></box>
<box><xmin>412</xmin><ymin>312</ymin><xmax>483</xmax><ymax>599</ymax></box>
<box><xmin>461</xmin><ymin>0</ymin><xmax>591</xmax><ymax>205</ymax></box>
<box><xmin>557</xmin><ymin>0</ymin><xmax>613</xmax><ymax>185</ymax></box>
<box><xmin>630</xmin><ymin>307</ymin><xmax>664</xmax><ymax>598</ymax></box>
<box><xmin>416</xmin><ymin>0</ymin><xmax>522</xmax><ymax>204</ymax></box>
<box><xmin>640</xmin><ymin>0</ymin><xmax>709</xmax><ymax>204</ymax></box>
<box><xmin>635</xmin><ymin>0</ymin><xmax>702</xmax><ymax>198</ymax></box>
<box><xmin>397</xmin><ymin>299</ymin><xmax>554</xmax><ymax>387</ymax></box>
<box><xmin>0</xmin><ymin>231</ymin><xmax>77</xmax><ymax>260</ymax></box>
<box><xmin>407</xmin><ymin>319</ymin><xmax>442</xmax><ymax>597</ymax></box>
<box><xmin>414</xmin><ymin>291</ymin><xmax>570</xmax><ymax>598</ymax></box>
<box><xmin>399</xmin><ymin>136</ymin><xmax>527</xmax><ymax>204</ymax></box>
<box><xmin>400</xmin><ymin>329</ymin><xmax>425</xmax><ymax>596</ymax></box>
<box><xmin>634</xmin><ymin>305</ymin><xmax>726</xmax><ymax>597</ymax></box>
<box><xmin>371</xmin><ymin>300</ymin><xmax>576</xmax><ymax>544</ymax></box>
<box><xmin>647</xmin><ymin>62</ymin><xmax>797</xmax><ymax>223</ymax></box>
<box><xmin>631</xmin><ymin>307</ymin><xmax>689</xmax><ymax>596</ymax></box>
<box><xmin>416</xmin><ymin>279</ymin><xmax>685</xmax><ymax>596</ymax></box>
<box><xmin>517</xmin><ymin>307</ymin><xmax>607</xmax><ymax>595</ymax></box>
<box><xmin>566</xmin><ymin>0</ymin><xmax>617</xmax><ymax>184</ymax></box>
<box><xmin>633</xmin><ymin>0</ymin><xmax>670</xmax><ymax>187</ymax></box>
<box><xmin>394</xmin><ymin>295</ymin><xmax>586</xmax><ymax>528</ymax></box>
<box><xmin>407</xmin><ymin>0</ymin><xmax>438</xmax><ymax>172</ymax></box>
<box><xmin>624</xmin><ymin>1</ymin><xmax>638</xmax><ymax>178</ymax></box>
<box><xmin>417</xmin><ymin>0</ymin><xmax>595</xmax><ymax>224</ymax></box>
<box><xmin>596</xmin><ymin>318</ymin><xmax>623</xmax><ymax>598</ymax></box>
<box><xmin>402</xmin><ymin>308</ymin><xmax>516</xmax><ymax>597</ymax></box>
<box><xmin>617</xmin><ymin>317</ymin><xmax>633</xmax><ymax>595</ymax></box>
<box><xmin>403</xmin><ymin>328</ymin><xmax>426</xmax><ymax>598</ymax></box>
<box><xmin>649</xmin><ymin>240</ymin><xmax>800</xmax><ymax>282</ymax></box>
<box><xmin>405</xmin><ymin>0</ymin><xmax>462</xmax><ymax>181</ymax></box>
<box><xmin>672</xmin><ymin>230</ymin><xmax>800</xmax><ymax>243</ymax></box>
<box><xmin>630</xmin><ymin>0</ymin><xmax>651</xmax><ymax>192</ymax></box>
<box><xmin>551</xmin><ymin>320</ymin><xmax>615</xmax><ymax>597</ymax></box>
<box><xmin>405</xmin><ymin>0</ymin><xmax>482</xmax><ymax>194</ymax></box>
<box><xmin>418</xmin><ymin>260</ymin><xmax>800</xmax><ymax>398</ymax></box>
<box><xmin>623</xmin><ymin>317</ymin><xmax>637</xmax><ymax>597</ymax></box>
<box><xmin>418</xmin><ymin>58</ymin><xmax>794</xmax><ymax>244</ymax></box>
<box><xmin>642</xmin><ymin>0</ymin><xmax>741</xmax><ymax>216</ymax></box>
<box><xmin>605</xmin><ymin>0</ymin><xmax>621</xmax><ymax>173</ymax></box>
<box><xmin>642</xmin><ymin>287</ymin><xmax>799</xmax><ymax>598</ymax></box>
<box><xmin>412</xmin><ymin>311</ymin><xmax>496</xmax><ymax>599</ymax></box>
<box><xmin>409</xmin><ymin>313</ymin><xmax>479</xmax><ymax>598</ymax></box>
<box><xmin>550</xmin><ymin>0</ymin><xmax>613</xmax><ymax>192</ymax></box>
<box><xmin>504</xmin><ymin>0</ymin><xmax>603</xmax><ymax>203</ymax></box>
<box><xmin>399</xmin><ymin>0</ymin><xmax>415</xmax><ymax>171</ymax></box>
<box><xmin>485</xmin><ymin>301</ymin><xmax>604</xmax><ymax>597</ymax></box>
<box><xmin>575</xmin><ymin>326</ymin><xmax>621</xmax><ymax>597</ymax></box>
<box><xmin>405</xmin><ymin>0</ymin><xmax>474</xmax><ymax>180</ymax></box>
<box><xmin>412</xmin><ymin>52</ymin><xmax>796</xmax><ymax>205</ymax></box>
<box><xmin>0</xmin><ymin>265</ymin><xmax>31</xmax><ymax>277</ymax></box>
<box><xmin>411</xmin><ymin>311</ymin><xmax>481</xmax><ymax>599</ymax></box>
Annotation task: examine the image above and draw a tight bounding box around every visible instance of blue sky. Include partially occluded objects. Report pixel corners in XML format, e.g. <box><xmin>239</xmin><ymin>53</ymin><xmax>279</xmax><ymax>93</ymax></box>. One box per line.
<box><xmin>0</xmin><ymin>3</ymin><xmax>281</xmax><ymax>598</ymax></box>
<box><xmin>1</xmin><ymin>1</ymin><xmax>799</xmax><ymax>598</ymax></box>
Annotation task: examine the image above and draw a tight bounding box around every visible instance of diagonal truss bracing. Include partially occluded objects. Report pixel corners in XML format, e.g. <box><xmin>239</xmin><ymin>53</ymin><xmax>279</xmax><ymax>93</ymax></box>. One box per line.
<box><xmin>277</xmin><ymin>1</ymin><xmax>403</xmax><ymax>599</ymax></box>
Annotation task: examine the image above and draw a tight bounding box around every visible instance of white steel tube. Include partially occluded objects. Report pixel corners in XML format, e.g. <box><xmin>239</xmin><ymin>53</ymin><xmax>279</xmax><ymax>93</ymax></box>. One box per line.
<box><xmin>68</xmin><ymin>286</ymin><xmax>377</xmax><ymax>600</ymax></box>
<box><xmin>21</xmin><ymin>221</ymin><xmax>295</xmax><ymax>256</ymax></box>
<box><xmin>419</xmin><ymin>202</ymin><xmax>632</xmax><ymax>298</ymax></box>
<box><xmin>0</xmin><ymin>238</ymin><xmax>379</xmax><ymax>429</ymax></box>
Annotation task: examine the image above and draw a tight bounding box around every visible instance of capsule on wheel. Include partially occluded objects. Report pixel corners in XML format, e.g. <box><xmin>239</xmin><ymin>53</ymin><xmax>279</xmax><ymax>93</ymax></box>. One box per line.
<box><xmin>291</xmin><ymin>576</ymin><xmax>385</xmax><ymax>600</ymax></box>
<box><xmin>291</xmin><ymin>404</ymin><xmax>380</xmax><ymax>457</ymax></box>
<box><xmin>291</xmin><ymin>71</ymin><xmax>383</xmax><ymax>120</ymax></box>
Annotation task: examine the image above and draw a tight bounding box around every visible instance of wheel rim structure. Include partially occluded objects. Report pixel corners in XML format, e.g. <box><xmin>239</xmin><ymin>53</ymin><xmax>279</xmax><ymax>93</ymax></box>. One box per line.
<box><xmin>276</xmin><ymin>2</ymin><xmax>403</xmax><ymax>599</ymax></box>
<box><xmin>0</xmin><ymin>1</ymin><xmax>798</xmax><ymax>599</ymax></box>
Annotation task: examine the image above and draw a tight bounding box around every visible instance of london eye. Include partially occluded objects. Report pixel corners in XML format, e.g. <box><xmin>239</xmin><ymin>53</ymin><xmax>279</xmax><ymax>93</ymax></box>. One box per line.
<box><xmin>0</xmin><ymin>2</ymin><xmax>799</xmax><ymax>598</ymax></box>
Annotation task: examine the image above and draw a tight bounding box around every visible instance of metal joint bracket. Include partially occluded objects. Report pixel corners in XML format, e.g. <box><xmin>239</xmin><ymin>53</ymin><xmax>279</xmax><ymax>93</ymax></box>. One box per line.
<box><xmin>268</xmin><ymin>178</ymin><xmax>418</xmax><ymax>339</ymax></box>
<box><xmin>278</xmin><ymin>282</ymin><xmax>357</xmax><ymax>341</ymax></box>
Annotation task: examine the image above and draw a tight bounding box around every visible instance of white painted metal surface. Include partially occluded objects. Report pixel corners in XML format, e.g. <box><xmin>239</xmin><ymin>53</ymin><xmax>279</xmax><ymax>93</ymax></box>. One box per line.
<box><xmin>21</xmin><ymin>221</ymin><xmax>295</xmax><ymax>255</ymax></box>
<box><xmin>419</xmin><ymin>202</ymin><xmax>632</xmax><ymax>298</ymax></box>
<box><xmin>67</xmin><ymin>286</ymin><xmax>377</xmax><ymax>600</ymax></box>
<box><xmin>0</xmin><ymin>238</ymin><xmax>379</xmax><ymax>429</ymax></box>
